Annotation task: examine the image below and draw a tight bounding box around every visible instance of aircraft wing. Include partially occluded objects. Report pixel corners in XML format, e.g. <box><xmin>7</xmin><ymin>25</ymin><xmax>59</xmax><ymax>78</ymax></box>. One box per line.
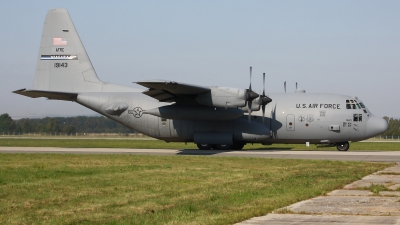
<box><xmin>136</xmin><ymin>80</ymin><xmax>210</xmax><ymax>103</ymax></box>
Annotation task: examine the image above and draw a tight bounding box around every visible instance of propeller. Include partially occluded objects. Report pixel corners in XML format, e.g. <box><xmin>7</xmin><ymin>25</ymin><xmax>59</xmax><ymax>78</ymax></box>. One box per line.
<box><xmin>258</xmin><ymin>73</ymin><xmax>272</xmax><ymax>124</ymax></box>
<box><xmin>284</xmin><ymin>81</ymin><xmax>286</xmax><ymax>93</ymax></box>
<box><xmin>245</xmin><ymin>66</ymin><xmax>259</xmax><ymax>123</ymax></box>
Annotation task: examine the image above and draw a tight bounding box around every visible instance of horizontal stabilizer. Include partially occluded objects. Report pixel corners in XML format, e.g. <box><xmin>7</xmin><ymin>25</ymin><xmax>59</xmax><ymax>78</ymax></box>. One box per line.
<box><xmin>13</xmin><ymin>89</ymin><xmax>77</xmax><ymax>101</ymax></box>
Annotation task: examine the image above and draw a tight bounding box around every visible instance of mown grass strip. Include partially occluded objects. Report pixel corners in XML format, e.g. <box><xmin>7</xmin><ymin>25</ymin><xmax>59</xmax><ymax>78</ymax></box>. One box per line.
<box><xmin>0</xmin><ymin>138</ymin><xmax>399</xmax><ymax>151</ymax></box>
<box><xmin>0</xmin><ymin>154</ymin><xmax>391</xmax><ymax>224</ymax></box>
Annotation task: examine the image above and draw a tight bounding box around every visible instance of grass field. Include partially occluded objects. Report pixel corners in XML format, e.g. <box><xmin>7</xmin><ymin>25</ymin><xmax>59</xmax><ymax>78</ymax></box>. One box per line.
<box><xmin>0</xmin><ymin>138</ymin><xmax>400</xmax><ymax>151</ymax></box>
<box><xmin>0</xmin><ymin>154</ymin><xmax>391</xmax><ymax>224</ymax></box>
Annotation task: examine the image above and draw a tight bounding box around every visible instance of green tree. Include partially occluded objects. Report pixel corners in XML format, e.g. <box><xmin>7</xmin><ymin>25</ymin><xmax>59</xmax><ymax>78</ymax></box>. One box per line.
<box><xmin>62</xmin><ymin>125</ymin><xmax>76</xmax><ymax>134</ymax></box>
<box><xmin>20</xmin><ymin>119</ymin><xmax>33</xmax><ymax>133</ymax></box>
<box><xmin>382</xmin><ymin>117</ymin><xmax>400</xmax><ymax>137</ymax></box>
<box><xmin>0</xmin><ymin>113</ymin><xmax>16</xmax><ymax>133</ymax></box>
<box><xmin>45</xmin><ymin>118</ymin><xmax>61</xmax><ymax>132</ymax></box>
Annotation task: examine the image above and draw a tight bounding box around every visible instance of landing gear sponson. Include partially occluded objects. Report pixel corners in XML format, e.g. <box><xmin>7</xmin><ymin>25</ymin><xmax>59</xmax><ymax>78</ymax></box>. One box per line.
<box><xmin>197</xmin><ymin>141</ymin><xmax>350</xmax><ymax>151</ymax></box>
<box><xmin>196</xmin><ymin>143</ymin><xmax>246</xmax><ymax>150</ymax></box>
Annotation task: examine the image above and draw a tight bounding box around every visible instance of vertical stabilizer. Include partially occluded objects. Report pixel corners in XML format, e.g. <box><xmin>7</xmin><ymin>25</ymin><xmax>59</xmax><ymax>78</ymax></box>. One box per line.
<box><xmin>34</xmin><ymin>8</ymin><xmax>102</xmax><ymax>92</ymax></box>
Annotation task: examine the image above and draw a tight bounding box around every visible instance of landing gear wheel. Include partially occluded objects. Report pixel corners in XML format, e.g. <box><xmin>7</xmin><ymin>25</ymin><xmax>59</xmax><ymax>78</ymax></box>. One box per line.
<box><xmin>212</xmin><ymin>144</ymin><xmax>232</xmax><ymax>150</ymax></box>
<box><xmin>232</xmin><ymin>143</ymin><xmax>245</xmax><ymax>150</ymax></box>
<box><xmin>336</xmin><ymin>142</ymin><xmax>349</xmax><ymax>151</ymax></box>
<box><xmin>197</xmin><ymin>144</ymin><xmax>212</xmax><ymax>150</ymax></box>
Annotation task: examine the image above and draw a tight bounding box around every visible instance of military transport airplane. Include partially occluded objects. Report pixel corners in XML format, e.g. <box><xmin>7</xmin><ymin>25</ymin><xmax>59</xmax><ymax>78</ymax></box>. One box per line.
<box><xmin>14</xmin><ymin>8</ymin><xmax>388</xmax><ymax>151</ymax></box>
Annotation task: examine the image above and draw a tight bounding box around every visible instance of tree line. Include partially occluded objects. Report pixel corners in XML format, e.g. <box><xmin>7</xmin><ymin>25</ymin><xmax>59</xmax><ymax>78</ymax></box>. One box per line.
<box><xmin>0</xmin><ymin>113</ymin><xmax>134</xmax><ymax>134</ymax></box>
<box><xmin>383</xmin><ymin>117</ymin><xmax>400</xmax><ymax>137</ymax></box>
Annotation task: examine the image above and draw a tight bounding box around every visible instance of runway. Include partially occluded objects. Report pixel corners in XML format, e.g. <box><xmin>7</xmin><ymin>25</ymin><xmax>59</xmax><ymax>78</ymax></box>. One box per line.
<box><xmin>1</xmin><ymin>147</ymin><xmax>400</xmax><ymax>162</ymax></box>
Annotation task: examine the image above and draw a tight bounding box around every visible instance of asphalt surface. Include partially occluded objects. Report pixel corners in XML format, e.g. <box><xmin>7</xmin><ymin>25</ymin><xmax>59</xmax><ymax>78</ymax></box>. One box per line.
<box><xmin>0</xmin><ymin>147</ymin><xmax>400</xmax><ymax>162</ymax></box>
<box><xmin>2</xmin><ymin>147</ymin><xmax>400</xmax><ymax>224</ymax></box>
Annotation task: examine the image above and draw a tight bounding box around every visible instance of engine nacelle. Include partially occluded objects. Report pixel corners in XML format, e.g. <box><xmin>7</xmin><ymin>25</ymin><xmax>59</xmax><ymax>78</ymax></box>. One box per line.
<box><xmin>240</xmin><ymin>98</ymin><xmax>261</xmax><ymax>112</ymax></box>
<box><xmin>195</xmin><ymin>87</ymin><xmax>247</xmax><ymax>108</ymax></box>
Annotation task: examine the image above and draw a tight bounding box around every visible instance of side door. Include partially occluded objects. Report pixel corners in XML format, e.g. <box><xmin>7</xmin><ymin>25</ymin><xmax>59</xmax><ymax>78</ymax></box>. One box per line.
<box><xmin>159</xmin><ymin>118</ymin><xmax>171</xmax><ymax>137</ymax></box>
<box><xmin>286</xmin><ymin>114</ymin><xmax>295</xmax><ymax>131</ymax></box>
<box><xmin>352</xmin><ymin>113</ymin><xmax>367</xmax><ymax>135</ymax></box>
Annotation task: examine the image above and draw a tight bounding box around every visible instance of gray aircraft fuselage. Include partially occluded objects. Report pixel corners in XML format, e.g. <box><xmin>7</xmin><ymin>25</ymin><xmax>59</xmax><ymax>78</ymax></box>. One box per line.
<box><xmin>77</xmin><ymin>91</ymin><xmax>387</xmax><ymax>146</ymax></box>
<box><xmin>14</xmin><ymin>8</ymin><xmax>388</xmax><ymax>151</ymax></box>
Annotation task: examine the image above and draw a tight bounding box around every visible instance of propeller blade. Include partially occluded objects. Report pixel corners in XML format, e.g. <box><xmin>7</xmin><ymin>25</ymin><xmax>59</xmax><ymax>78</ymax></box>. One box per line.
<box><xmin>263</xmin><ymin>73</ymin><xmax>265</xmax><ymax>96</ymax></box>
<box><xmin>262</xmin><ymin>73</ymin><xmax>266</xmax><ymax>124</ymax></box>
<box><xmin>262</xmin><ymin>104</ymin><xmax>265</xmax><ymax>124</ymax></box>
<box><xmin>245</xmin><ymin>66</ymin><xmax>259</xmax><ymax>105</ymax></box>
<box><xmin>248</xmin><ymin>100</ymin><xmax>252</xmax><ymax>123</ymax></box>
<box><xmin>249</xmin><ymin>66</ymin><xmax>252</xmax><ymax>90</ymax></box>
<box><xmin>296</xmin><ymin>82</ymin><xmax>298</xmax><ymax>90</ymax></box>
<box><xmin>259</xmin><ymin>72</ymin><xmax>272</xmax><ymax>124</ymax></box>
<box><xmin>284</xmin><ymin>81</ymin><xmax>286</xmax><ymax>93</ymax></box>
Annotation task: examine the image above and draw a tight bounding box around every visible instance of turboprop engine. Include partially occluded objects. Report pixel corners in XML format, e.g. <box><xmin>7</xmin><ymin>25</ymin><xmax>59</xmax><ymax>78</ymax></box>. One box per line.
<box><xmin>195</xmin><ymin>87</ymin><xmax>258</xmax><ymax>108</ymax></box>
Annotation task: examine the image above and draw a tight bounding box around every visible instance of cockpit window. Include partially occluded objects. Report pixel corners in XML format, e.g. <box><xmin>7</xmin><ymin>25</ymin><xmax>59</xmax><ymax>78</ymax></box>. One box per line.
<box><xmin>359</xmin><ymin>102</ymin><xmax>366</xmax><ymax>108</ymax></box>
<box><xmin>354</xmin><ymin>100</ymin><xmax>362</xmax><ymax>109</ymax></box>
<box><xmin>346</xmin><ymin>99</ymin><xmax>363</xmax><ymax>109</ymax></box>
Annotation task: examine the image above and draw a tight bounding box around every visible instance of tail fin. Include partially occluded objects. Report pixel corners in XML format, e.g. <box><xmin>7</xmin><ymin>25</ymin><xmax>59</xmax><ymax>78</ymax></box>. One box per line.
<box><xmin>14</xmin><ymin>8</ymin><xmax>138</xmax><ymax>100</ymax></box>
<box><xmin>33</xmin><ymin>8</ymin><xmax>102</xmax><ymax>92</ymax></box>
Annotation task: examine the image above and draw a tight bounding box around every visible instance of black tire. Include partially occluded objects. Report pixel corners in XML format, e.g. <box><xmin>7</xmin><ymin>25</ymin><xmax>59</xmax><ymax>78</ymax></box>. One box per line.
<box><xmin>232</xmin><ymin>143</ymin><xmax>245</xmax><ymax>150</ymax></box>
<box><xmin>212</xmin><ymin>144</ymin><xmax>232</xmax><ymax>150</ymax></box>
<box><xmin>336</xmin><ymin>142</ymin><xmax>349</xmax><ymax>151</ymax></box>
<box><xmin>197</xmin><ymin>143</ymin><xmax>212</xmax><ymax>150</ymax></box>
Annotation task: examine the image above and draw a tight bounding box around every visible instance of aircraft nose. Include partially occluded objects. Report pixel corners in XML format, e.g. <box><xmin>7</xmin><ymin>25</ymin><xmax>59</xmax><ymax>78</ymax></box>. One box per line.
<box><xmin>367</xmin><ymin>116</ymin><xmax>388</xmax><ymax>137</ymax></box>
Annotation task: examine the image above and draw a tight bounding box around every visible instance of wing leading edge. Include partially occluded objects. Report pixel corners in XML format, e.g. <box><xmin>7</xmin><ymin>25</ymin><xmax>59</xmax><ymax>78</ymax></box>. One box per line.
<box><xmin>136</xmin><ymin>80</ymin><xmax>210</xmax><ymax>103</ymax></box>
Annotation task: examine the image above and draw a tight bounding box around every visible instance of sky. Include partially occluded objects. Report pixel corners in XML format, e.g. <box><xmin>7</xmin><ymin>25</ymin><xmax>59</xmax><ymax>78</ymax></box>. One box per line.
<box><xmin>1</xmin><ymin>1</ymin><xmax>399</xmax><ymax>119</ymax></box>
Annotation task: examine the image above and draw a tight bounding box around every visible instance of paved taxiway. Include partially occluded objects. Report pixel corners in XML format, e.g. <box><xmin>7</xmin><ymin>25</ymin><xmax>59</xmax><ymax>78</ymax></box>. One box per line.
<box><xmin>0</xmin><ymin>147</ymin><xmax>400</xmax><ymax>162</ymax></box>
<box><xmin>237</xmin><ymin>162</ymin><xmax>400</xmax><ymax>225</ymax></box>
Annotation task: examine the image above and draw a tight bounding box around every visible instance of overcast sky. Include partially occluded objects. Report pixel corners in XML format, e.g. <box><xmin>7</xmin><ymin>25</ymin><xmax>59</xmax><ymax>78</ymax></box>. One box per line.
<box><xmin>1</xmin><ymin>1</ymin><xmax>399</xmax><ymax>119</ymax></box>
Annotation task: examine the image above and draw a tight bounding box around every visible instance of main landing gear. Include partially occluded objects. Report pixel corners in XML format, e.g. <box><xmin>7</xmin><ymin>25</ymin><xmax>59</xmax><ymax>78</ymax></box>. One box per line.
<box><xmin>336</xmin><ymin>141</ymin><xmax>349</xmax><ymax>151</ymax></box>
<box><xmin>196</xmin><ymin>143</ymin><xmax>245</xmax><ymax>150</ymax></box>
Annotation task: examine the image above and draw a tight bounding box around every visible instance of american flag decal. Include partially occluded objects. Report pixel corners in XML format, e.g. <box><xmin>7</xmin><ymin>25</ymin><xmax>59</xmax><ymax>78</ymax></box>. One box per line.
<box><xmin>53</xmin><ymin>38</ymin><xmax>67</xmax><ymax>46</ymax></box>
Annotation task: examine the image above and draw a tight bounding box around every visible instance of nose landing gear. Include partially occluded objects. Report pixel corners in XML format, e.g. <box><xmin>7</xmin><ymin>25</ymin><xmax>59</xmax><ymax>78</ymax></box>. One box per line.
<box><xmin>336</xmin><ymin>141</ymin><xmax>349</xmax><ymax>151</ymax></box>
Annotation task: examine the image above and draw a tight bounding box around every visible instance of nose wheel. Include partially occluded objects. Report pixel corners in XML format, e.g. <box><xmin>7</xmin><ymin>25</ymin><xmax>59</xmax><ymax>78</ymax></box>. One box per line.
<box><xmin>336</xmin><ymin>142</ymin><xmax>349</xmax><ymax>151</ymax></box>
